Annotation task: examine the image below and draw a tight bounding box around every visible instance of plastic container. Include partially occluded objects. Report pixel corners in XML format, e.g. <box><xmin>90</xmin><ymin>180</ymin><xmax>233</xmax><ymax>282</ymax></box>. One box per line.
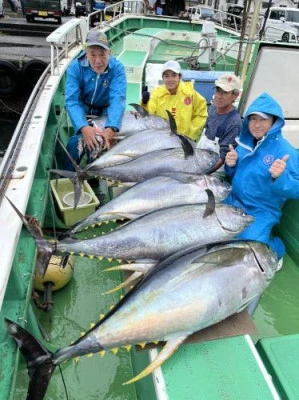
<box><xmin>50</xmin><ymin>178</ymin><xmax>100</xmax><ymax>227</ymax></box>
<box><xmin>182</xmin><ymin>70</ymin><xmax>227</xmax><ymax>104</ymax></box>
<box><xmin>63</xmin><ymin>191</ymin><xmax>92</xmax><ymax>207</ymax></box>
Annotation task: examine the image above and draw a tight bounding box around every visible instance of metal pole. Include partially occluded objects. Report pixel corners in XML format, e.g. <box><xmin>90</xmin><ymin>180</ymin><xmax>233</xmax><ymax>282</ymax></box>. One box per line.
<box><xmin>240</xmin><ymin>0</ymin><xmax>263</xmax><ymax>84</ymax></box>
<box><xmin>235</xmin><ymin>0</ymin><xmax>249</xmax><ymax>76</ymax></box>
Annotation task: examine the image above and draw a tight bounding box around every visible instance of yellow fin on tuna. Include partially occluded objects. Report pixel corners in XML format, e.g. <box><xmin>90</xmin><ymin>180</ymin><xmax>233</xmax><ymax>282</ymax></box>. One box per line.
<box><xmin>102</xmin><ymin>271</ymin><xmax>142</xmax><ymax>294</ymax></box>
<box><xmin>124</xmin><ymin>335</ymin><xmax>188</xmax><ymax>385</ymax></box>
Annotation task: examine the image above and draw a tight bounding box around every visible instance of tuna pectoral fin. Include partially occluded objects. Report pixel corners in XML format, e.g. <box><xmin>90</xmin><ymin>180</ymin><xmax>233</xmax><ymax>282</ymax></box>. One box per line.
<box><xmin>123</xmin><ymin>334</ymin><xmax>188</xmax><ymax>385</ymax></box>
<box><xmin>6</xmin><ymin>319</ymin><xmax>56</xmax><ymax>400</ymax></box>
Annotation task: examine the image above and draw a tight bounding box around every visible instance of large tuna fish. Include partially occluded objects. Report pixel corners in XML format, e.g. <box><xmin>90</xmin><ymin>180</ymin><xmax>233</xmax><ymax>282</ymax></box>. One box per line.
<box><xmin>92</xmin><ymin>103</ymin><xmax>170</xmax><ymax>136</ymax></box>
<box><xmin>54</xmin><ymin>201</ymin><xmax>253</xmax><ymax>264</ymax></box>
<box><xmin>6</xmin><ymin>191</ymin><xmax>253</xmax><ymax>278</ymax></box>
<box><xmin>85</xmin><ymin>128</ymin><xmax>193</xmax><ymax>171</ymax></box>
<box><xmin>6</xmin><ymin>240</ymin><xmax>278</xmax><ymax>400</ymax></box>
<box><xmin>91</xmin><ymin>147</ymin><xmax>219</xmax><ymax>184</ymax></box>
<box><xmin>68</xmin><ymin>174</ymin><xmax>232</xmax><ymax>234</ymax></box>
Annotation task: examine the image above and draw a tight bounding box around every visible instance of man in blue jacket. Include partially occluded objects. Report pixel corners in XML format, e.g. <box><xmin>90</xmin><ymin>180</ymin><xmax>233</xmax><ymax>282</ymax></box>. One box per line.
<box><xmin>224</xmin><ymin>92</ymin><xmax>299</xmax><ymax>263</ymax></box>
<box><xmin>64</xmin><ymin>30</ymin><xmax>127</xmax><ymax>171</ymax></box>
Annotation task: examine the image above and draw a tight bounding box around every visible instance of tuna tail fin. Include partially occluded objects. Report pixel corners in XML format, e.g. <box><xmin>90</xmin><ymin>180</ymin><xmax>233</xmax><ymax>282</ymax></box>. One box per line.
<box><xmin>5</xmin><ymin>196</ymin><xmax>54</xmax><ymax>277</ymax></box>
<box><xmin>51</xmin><ymin>137</ymin><xmax>92</xmax><ymax>209</ymax></box>
<box><xmin>124</xmin><ymin>334</ymin><xmax>187</xmax><ymax>385</ymax></box>
<box><xmin>6</xmin><ymin>319</ymin><xmax>56</xmax><ymax>400</ymax></box>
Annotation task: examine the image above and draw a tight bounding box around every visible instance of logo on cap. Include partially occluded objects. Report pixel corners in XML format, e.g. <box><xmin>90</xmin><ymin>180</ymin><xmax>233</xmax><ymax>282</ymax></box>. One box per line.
<box><xmin>98</xmin><ymin>33</ymin><xmax>108</xmax><ymax>44</ymax></box>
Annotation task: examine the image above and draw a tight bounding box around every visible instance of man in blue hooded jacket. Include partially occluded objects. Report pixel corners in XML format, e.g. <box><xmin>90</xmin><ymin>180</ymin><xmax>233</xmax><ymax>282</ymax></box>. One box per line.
<box><xmin>64</xmin><ymin>30</ymin><xmax>127</xmax><ymax>171</ymax></box>
<box><xmin>224</xmin><ymin>92</ymin><xmax>299</xmax><ymax>262</ymax></box>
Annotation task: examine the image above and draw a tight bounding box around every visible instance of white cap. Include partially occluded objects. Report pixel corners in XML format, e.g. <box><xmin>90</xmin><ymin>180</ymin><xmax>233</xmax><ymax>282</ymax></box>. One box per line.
<box><xmin>248</xmin><ymin>111</ymin><xmax>272</xmax><ymax>119</ymax></box>
<box><xmin>161</xmin><ymin>60</ymin><xmax>182</xmax><ymax>75</ymax></box>
<box><xmin>215</xmin><ymin>74</ymin><xmax>241</xmax><ymax>92</ymax></box>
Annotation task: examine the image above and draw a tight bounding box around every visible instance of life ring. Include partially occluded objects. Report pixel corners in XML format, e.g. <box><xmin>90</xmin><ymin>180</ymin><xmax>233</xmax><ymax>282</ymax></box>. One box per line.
<box><xmin>22</xmin><ymin>60</ymin><xmax>48</xmax><ymax>91</ymax></box>
<box><xmin>0</xmin><ymin>60</ymin><xmax>19</xmax><ymax>95</ymax></box>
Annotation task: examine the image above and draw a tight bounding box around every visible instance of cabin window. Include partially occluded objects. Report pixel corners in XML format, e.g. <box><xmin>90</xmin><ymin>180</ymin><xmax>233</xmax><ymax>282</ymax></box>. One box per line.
<box><xmin>287</xmin><ymin>10</ymin><xmax>299</xmax><ymax>23</ymax></box>
<box><xmin>269</xmin><ymin>10</ymin><xmax>285</xmax><ymax>20</ymax></box>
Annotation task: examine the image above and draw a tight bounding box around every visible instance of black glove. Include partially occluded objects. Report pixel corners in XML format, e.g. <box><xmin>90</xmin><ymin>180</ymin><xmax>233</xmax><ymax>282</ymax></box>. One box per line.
<box><xmin>142</xmin><ymin>86</ymin><xmax>150</xmax><ymax>104</ymax></box>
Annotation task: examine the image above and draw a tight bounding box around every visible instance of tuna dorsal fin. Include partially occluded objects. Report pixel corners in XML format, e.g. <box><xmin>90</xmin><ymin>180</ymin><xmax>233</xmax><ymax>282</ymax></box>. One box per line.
<box><xmin>129</xmin><ymin>103</ymin><xmax>149</xmax><ymax>117</ymax></box>
<box><xmin>55</xmin><ymin>137</ymin><xmax>91</xmax><ymax>209</ymax></box>
<box><xmin>203</xmin><ymin>189</ymin><xmax>216</xmax><ymax>218</ymax></box>
<box><xmin>165</xmin><ymin>109</ymin><xmax>177</xmax><ymax>133</ymax></box>
<box><xmin>123</xmin><ymin>334</ymin><xmax>188</xmax><ymax>385</ymax></box>
<box><xmin>165</xmin><ymin>109</ymin><xmax>194</xmax><ymax>158</ymax></box>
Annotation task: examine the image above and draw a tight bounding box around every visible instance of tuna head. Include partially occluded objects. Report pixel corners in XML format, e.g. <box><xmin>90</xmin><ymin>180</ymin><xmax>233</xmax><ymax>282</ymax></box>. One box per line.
<box><xmin>249</xmin><ymin>241</ymin><xmax>278</xmax><ymax>281</ymax></box>
<box><xmin>214</xmin><ymin>204</ymin><xmax>254</xmax><ymax>235</ymax></box>
<box><xmin>194</xmin><ymin>174</ymin><xmax>232</xmax><ymax>202</ymax></box>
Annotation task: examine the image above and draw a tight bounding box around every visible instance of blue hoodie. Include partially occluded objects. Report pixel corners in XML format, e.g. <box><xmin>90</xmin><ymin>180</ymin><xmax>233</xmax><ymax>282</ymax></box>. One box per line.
<box><xmin>224</xmin><ymin>92</ymin><xmax>299</xmax><ymax>258</ymax></box>
<box><xmin>65</xmin><ymin>51</ymin><xmax>127</xmax><ymax>133</ymax></box>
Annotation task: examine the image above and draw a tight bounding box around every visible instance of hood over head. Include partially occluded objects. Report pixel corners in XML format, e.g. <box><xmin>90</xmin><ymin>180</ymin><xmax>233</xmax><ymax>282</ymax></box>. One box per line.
<box><xmin>240</xmin><ymin>92</ymin><xmax>285</xmax><ymax>145</ymax></box>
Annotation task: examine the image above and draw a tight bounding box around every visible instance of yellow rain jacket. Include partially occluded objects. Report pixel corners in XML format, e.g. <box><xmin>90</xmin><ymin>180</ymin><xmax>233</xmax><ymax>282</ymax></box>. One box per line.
<box><xmin>144</xmin><ymin>81</ymin><xmax>207</xmax><ymax>141</ymax></box>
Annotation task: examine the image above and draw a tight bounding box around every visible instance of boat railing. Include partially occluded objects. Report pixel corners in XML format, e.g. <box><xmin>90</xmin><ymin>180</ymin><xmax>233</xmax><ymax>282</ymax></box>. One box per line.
<box><xmin>212</xmin><ymin>10</ymin><xmax>261</xmax><ymax>38</ymax></box>
<box><xmin>86</xmin><ymin>0</ymin><xmax>146</xmax><ymax>28</ymax></box>
<box><xmin>46</xmin><ymin>18</ymin><xmax>88</xmax><ymax>75</ymax></box>
<box><xmin>212</xmin><ymin>10</ymin><xmax>241</xmax><ymax>32</ymax></box>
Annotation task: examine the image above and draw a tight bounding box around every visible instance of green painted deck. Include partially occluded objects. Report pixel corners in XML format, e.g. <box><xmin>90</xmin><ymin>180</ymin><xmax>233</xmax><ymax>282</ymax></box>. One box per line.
<box><xmin>12</xmin><ymin>229</ymin><xmax>156</xmax><ymax>400</ymax></box>
<box><xmin>119</xmin><ymin>50</ymin><xmax>148</xmax><ymax>66</ymax></box>
<box><xmin>257</xmin><ymin>334</ymin><xmax>299</xmax><ymax>400</ymax></box>
<box><xmin>162</xmin><ymin>336</ymin><xmax>277</xmax><ymax>400</ymax></box>
<box><xmin>126</xmin><ymin>83</ymin><xmax>142</xmax><ymax>108</ymax></box>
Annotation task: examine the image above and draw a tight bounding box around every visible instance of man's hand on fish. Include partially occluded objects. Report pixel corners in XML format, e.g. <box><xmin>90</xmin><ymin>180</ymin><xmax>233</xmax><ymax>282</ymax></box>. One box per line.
<box><xmin>225</xmin><ymin>144</ymin><xmax>238</xmax><ymax>167</ymax></box>
<box><xmin>269</xmin><ymin>154</ymin><xmax>289</xmax><ymax>179</ymax></box>
<box><xmin>98</xmin><ymin>127</ymin><xmax>116</xmax><ymax>150</ymax></box>
<box><xmin>81</xmin><ymin>125</ymin><xmax>116</xmax><ymax>151</ymax></box>
<box><xmin>81</xmin><ymin>125</ymin><xmax>102</xmax><ymax>150</ymax></box>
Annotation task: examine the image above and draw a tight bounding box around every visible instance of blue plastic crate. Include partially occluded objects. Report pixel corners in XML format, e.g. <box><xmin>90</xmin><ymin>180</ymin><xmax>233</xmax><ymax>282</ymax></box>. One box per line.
<box><xmin>182</xmin><ymin>71</ymin><xmax>227</xmax><ymax>104</ymax></box>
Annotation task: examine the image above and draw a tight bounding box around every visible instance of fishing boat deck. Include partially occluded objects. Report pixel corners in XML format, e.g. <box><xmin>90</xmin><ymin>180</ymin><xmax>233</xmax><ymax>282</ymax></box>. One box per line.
<box><xmin>13</xmin><ymin>253</ymin><xmax>154</xmax><ymax>399</ymax></box>
<box><xmin>1</xmin><ymin>10</ymin><xmax>299</xmax><ymax>400</ymax></box>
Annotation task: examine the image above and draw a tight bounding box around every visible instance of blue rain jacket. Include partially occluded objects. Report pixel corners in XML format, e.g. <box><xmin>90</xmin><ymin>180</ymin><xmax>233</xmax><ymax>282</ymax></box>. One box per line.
<box><xmin>224</xmin><ymin>92</ymin><xmax>299</xmax><ymax>258</ymax></box>
<box><xmin>65</xmin><ymin>51</ymin><xmax>126</xmax><ymax>133</ymax></box>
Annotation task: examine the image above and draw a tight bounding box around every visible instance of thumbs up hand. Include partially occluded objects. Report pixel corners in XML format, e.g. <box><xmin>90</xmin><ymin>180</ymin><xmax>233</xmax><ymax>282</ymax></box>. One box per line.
<box><xmin>225</xmin><ymin>144</ymin><xmax>238</xmax><ymax>167</ymax></box>
<box><xmin>269</xmin><ymin>155</ymin><xmax>289</xmax><ymax>179</ymax></box>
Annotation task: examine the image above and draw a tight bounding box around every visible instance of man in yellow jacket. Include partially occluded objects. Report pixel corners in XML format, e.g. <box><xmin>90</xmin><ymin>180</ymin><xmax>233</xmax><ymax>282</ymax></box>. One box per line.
<box><xmin>141</xmin><ymin>60</ymin><xmax>207</xmax><ymax>141</ymax></box>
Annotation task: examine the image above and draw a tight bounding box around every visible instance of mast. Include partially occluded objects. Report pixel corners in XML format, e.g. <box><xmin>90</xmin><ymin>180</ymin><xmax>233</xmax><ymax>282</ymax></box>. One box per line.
<box><xmin>240</xmin><ymin>0</ymin><xmax>263</xmax><ymax>84</ymax></box>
